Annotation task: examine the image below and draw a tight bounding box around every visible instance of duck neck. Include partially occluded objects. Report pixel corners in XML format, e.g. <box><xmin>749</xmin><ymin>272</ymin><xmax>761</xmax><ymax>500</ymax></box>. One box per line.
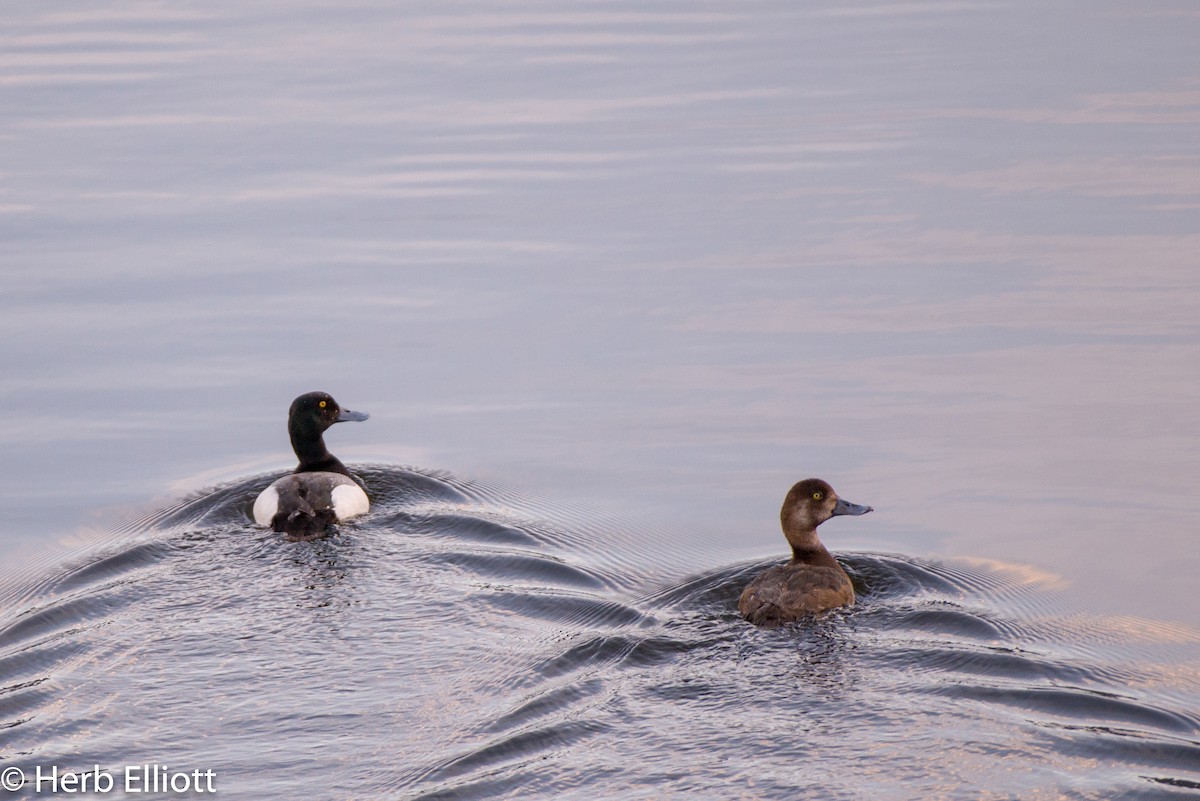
<box><xmin>289</xmin><ymin>420</ymin><xmax>349</xmax><ymax>475</ymax></box>
<box><xmin>784</xmin><ymin>527</ymin><xmax>839</xmax><ymax>568</ymax></box>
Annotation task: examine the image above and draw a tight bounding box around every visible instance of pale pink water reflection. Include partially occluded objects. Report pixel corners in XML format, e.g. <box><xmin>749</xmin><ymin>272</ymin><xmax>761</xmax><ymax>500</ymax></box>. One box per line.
<box><xmin>2</xmin><ymin>0</ymin><xmax>1197</xmax><ymax>628</ymax></box>
<box><xmin>2</xmin><ymin>1</ymin><xmax>1199</xmax><ymax>797</ymax></box>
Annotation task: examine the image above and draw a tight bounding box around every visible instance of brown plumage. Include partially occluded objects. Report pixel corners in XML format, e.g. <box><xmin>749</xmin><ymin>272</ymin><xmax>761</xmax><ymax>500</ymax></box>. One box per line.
<box><xmin>738</xmin><ymin>478</ymin><xmax>872</xmax><ymax>627</ymax></box>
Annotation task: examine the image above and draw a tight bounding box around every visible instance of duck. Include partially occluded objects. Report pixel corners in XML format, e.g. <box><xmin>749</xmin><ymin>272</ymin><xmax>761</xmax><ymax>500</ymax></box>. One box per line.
<box><xmin>738</xmin><ymin>478</ymin><xmax>872</xmax><ymax>626</ymax></box>
<box><xmin>252</xmin><ymin>391</ymin><xmax>371</xmax><ymax>541</ymax></box>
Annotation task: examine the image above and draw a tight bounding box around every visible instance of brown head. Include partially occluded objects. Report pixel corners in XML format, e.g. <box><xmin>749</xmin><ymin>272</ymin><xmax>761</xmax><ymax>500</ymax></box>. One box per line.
<box><xmin>780</xmin><ymin>478</ymin><xmax>872</xmax><ymax>553</ymax></box>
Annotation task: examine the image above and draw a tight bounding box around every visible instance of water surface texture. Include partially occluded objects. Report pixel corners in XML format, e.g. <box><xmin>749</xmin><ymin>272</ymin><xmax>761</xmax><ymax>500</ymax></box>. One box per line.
<box><xmin>3</xmin><ymin>470</ymin><xmax>1200</xmax><ymax>799</ymax></box>
<box><xmin>2</xmin><ymin>0</ymin><xmax>1199</xmax><ymax>798</ymax></box>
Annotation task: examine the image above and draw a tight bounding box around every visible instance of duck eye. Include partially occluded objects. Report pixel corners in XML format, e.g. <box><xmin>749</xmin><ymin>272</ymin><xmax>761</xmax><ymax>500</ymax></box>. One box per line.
<box><xmin>812</xmin><ymin>491</ymin><xmax>823</xmax><ymax>500</ymax></box>
<box><xmin>319</xmin><ymin>400</ymin><xmax>327</xmax><ymax>408</ymax></box>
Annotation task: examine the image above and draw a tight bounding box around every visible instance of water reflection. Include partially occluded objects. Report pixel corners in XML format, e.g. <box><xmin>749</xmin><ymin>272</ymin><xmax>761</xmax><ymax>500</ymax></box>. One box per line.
<box><xmin>2</xmin><ymin>469</ymin><xmax>1199</xmax><ymax>799</ymax></box>
<box><xmin>1</xmin><ymin>0</ymin><xmax>1198</xmax><ymax>797</ymax></box>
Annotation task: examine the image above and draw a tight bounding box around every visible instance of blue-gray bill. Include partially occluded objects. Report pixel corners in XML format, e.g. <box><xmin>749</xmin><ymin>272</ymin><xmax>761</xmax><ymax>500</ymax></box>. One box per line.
<box><xmin>833</xmin><ymin>498</ymin><xmax>873</xmax><ymax>516</ymax></box>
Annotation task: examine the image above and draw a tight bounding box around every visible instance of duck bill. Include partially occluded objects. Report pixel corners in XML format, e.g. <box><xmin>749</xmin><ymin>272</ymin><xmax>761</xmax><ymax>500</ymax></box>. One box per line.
<box><xmin>336</xmin><ymin>408</ymin><xmax>369</xmax><ymax>423</ymax></box>
<box><xmin>832</xmin><ymin>498</ymin><xmax>873</xmax><ymax>516</ymax></box>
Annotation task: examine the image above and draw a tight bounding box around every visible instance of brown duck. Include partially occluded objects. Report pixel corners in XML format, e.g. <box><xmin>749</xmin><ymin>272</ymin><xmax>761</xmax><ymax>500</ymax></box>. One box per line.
<box><xmin>738</xmin><ymin>478</ymin><xmax>872</xmax><ymax>626</ymax></box>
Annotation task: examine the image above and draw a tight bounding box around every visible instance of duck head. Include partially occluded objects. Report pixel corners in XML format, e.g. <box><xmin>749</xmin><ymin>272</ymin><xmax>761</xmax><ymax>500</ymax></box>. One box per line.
<box><xmin>287</xmin><ymin>391</ymin><xmax>369</xmax><ymax>469</ymax></box>
<box><xmin>781</xmin><ymin>478</ymin><xmax>872</xmax><ymax>542</ymax></box>
<box><xmin>289</xmin><ymin>391</ymin><xmax>369</xmax><ymax>431</ymax></box>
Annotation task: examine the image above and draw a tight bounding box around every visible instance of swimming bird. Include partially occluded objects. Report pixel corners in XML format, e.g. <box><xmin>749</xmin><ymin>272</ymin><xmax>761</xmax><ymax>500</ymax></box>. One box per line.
<box><xmin>252</xmin><ymin>391</ymin><xmax>370</xmax><ymax>540</ymax></box>
<box><xmin>738</xmin><ymin>478</ymin><xmax>872</xmax><ymax>626</ymax></box>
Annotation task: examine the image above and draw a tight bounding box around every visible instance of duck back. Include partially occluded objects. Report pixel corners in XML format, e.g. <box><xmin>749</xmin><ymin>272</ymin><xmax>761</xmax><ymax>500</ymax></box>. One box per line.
<box><xmin>738</xmin><ymin>562</ymin><xmax>855</xmax><ymax>626</ymax></box>
<box><xmin>253</xmin><ymin>472</ymin><xmax>369</xmax><ymax>541</ymax></box>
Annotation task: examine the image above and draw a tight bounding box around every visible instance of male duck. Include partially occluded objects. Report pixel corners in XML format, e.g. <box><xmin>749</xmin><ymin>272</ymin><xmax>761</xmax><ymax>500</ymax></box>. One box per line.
<box><xmin>252</xmin><ymin>391</ymin><xmax>370</xmax><ymax>540</ymax></box>
<box><xmin>738</xmin><ymin>478</ymin><xmax>872</xmax><ymax>626</ymax></box>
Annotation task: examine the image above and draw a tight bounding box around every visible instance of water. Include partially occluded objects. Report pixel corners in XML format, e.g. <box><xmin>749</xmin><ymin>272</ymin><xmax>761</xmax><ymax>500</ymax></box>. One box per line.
<box><xmin>2</xmin><ymin>470</ymin><xmax>1198</xmax><ymax>798</ymax></box>
<box><xmin>2</xmin><ymin>0</ymin><xmax>1199</xmax><ymax>798</ymax></box>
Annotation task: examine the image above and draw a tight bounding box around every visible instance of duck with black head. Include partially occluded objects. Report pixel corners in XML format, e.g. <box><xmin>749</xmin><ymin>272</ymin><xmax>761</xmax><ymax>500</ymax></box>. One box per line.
<box><xmin>738</xmin><ymin>478</ymin><xmax>872</xmax><ymax>626</ymax></box>
<box><xmin>252</xmin><ymin>391</ymin><xmax>370</xmax><ymax>541</ymax></box>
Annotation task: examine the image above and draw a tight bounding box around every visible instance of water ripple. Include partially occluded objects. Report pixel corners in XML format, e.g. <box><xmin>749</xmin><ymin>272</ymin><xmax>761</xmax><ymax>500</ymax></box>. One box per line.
<box><xmin>1</xmin><ymin>468</ymin><xmax>1196</xmax><ymax>799</ymax></box>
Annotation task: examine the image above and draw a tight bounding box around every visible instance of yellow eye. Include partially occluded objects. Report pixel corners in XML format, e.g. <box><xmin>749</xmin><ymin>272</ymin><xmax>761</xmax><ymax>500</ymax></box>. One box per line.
<box><xmin>812</xmin><ymin>491</ymin><xmax>823</xmax><ymax>500</ymax></box>
<box><xmin>319</xmin><ymin>400</ymin><xmax>327</xmax><ymax>408</ymax></box>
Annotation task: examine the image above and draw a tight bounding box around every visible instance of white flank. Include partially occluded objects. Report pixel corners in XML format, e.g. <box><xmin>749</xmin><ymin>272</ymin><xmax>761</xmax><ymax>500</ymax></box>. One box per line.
<box><xmin>331</xmin><ymin>483</ymin><xmax>370</xmax><ymax>521</ymax></box>
<box><xmin>252</xmin><ymin>485</ymin><xmax>280</xmax><ymax>526</ymax></box>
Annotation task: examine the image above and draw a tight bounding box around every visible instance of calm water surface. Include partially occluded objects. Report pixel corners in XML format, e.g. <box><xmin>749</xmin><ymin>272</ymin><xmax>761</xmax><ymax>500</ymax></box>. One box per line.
<box><xmin>2</xmin><ymin>1</ymin><xmax>1198</xmax><ymax>798</ymax></box>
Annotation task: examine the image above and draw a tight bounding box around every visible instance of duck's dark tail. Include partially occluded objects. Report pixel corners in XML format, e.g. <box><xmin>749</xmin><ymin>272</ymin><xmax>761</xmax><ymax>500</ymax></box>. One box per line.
<box><xmin>270</xmin><ymin>481</ymin><xmax>337</xmax><ymax>541</ymax></box>
<box><xmin>271</xmin><ymin>509</ymin><xmax>337</xmax><ymax>541</ymax></box>
<box><xmin>742</xmin><ymin>601</ymin><xmax>788</xmax><ymax>628</ymax></box>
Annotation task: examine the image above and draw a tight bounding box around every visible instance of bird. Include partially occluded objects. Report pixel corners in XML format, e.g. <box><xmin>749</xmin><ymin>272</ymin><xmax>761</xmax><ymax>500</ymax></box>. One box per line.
<box><xmin>738</xmin><ymin>478</ymin><xmax>872</xmax><ymax>626</ymax></box>
<box><xmin>252</xmin><ymin>391</ymin><xmax>370</xmax><ymax>541</ymax></box>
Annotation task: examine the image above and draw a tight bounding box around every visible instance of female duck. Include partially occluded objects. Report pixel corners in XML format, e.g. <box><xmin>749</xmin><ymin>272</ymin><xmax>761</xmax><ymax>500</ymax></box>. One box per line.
<box><xmin>738</xmin><ymin>478</ymin><xmax>872</xmax><ymax>626</ymax></box>
<box><xmin>252</xmin><ymin>391</ymin><xmax>370</xmax><ymax>540</ymax></box>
